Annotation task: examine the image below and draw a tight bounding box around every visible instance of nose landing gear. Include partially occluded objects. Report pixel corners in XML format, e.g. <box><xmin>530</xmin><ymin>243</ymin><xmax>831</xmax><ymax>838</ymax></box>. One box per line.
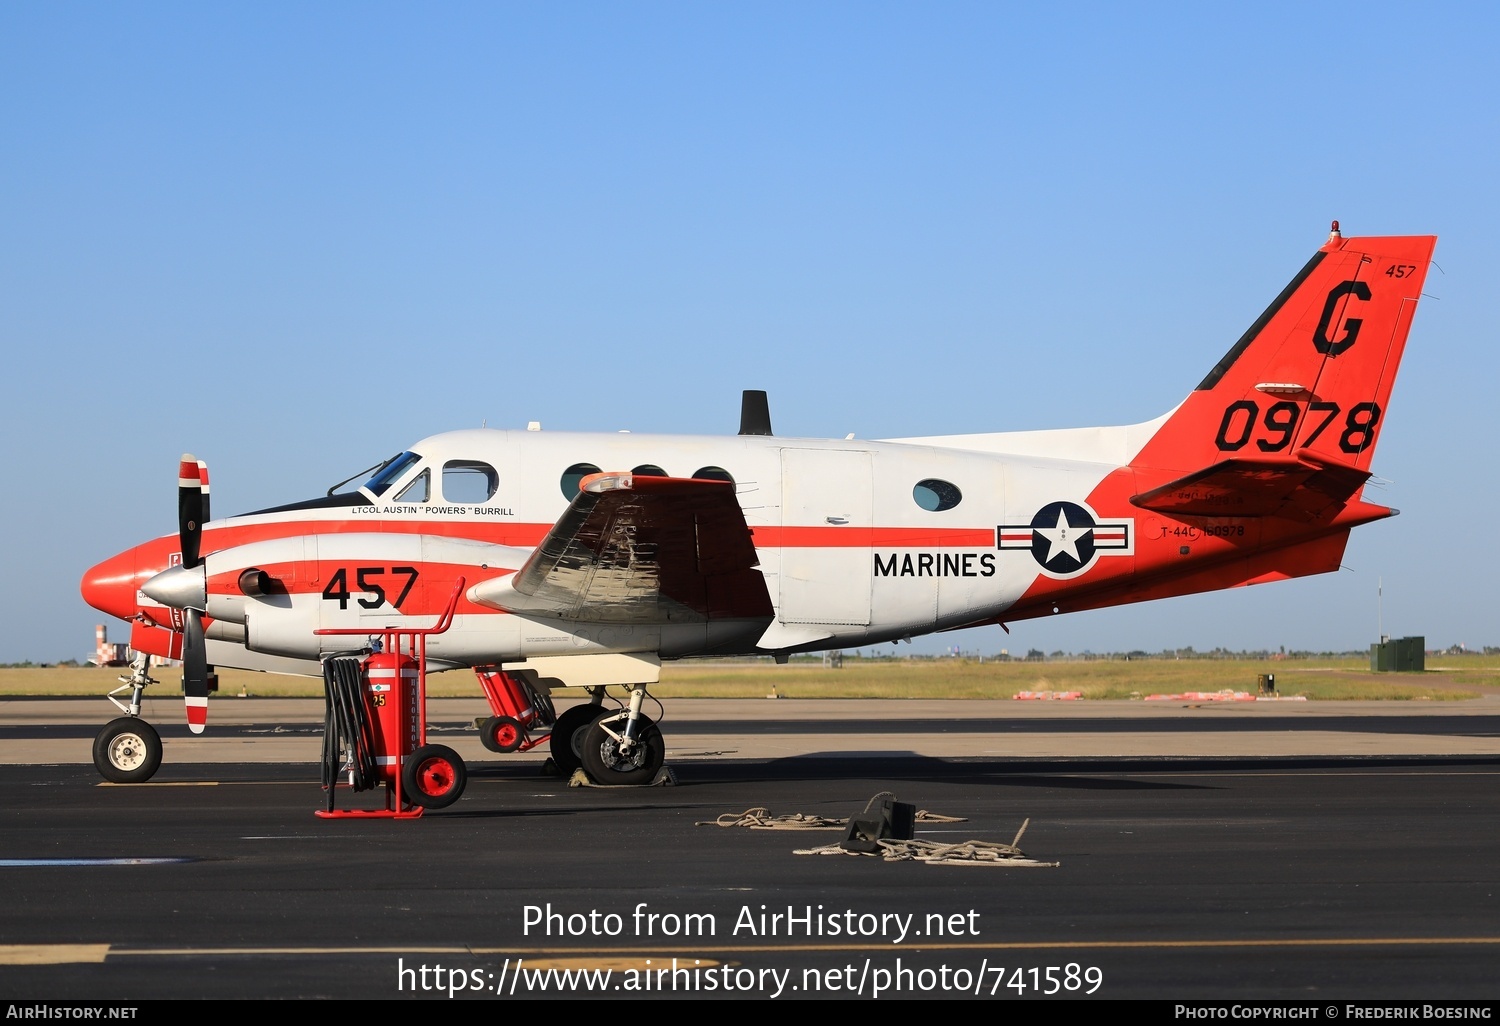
<box><xmin>93</xmin><ymin>652</ymin><xmax>164</xmax><ymax>783</ymax></box>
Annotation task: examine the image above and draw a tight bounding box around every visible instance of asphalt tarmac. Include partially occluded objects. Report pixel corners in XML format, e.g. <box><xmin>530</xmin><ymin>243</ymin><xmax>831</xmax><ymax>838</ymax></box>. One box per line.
<box><xmin>2</xmin><ymin>696</ymin><xmax>1499</xmax><ymax>1001</ymax></box>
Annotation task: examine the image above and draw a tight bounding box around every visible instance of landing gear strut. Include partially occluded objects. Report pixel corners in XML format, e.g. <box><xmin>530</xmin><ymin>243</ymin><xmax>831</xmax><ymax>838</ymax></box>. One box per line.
<box><xmin>93</xmin><ymin>652</ymin><xmax>163</xmax><ymax>783</ymax></box>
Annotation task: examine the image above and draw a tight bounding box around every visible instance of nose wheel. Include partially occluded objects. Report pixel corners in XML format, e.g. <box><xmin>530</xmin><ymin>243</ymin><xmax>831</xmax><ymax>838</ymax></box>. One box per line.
<box><xmin>93</xmin><ymin>717</ymin><xmax>163</xmax><ymax>784</ymax></box>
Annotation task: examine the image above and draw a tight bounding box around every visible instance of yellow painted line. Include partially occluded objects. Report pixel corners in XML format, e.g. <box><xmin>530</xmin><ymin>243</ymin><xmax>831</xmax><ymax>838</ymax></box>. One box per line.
<box><xmin>0</xmin><ymin>945</ymin><xmax>110</xmax><ymax>965</ymax></box>
<box><xmin>95</xmin><ymin>781</ymin><xmax>331</xmax><ymax>787</ymax></box>
<box><xmin>97</xmin><ymin>782</ymin><xmax>219</xmax><ymax>787</ymax></box>
<box><xmin>112</xmin><ymin>946</ymin><xmax>471</xmax><ymax>956</ymax></box>
<box><xmin>12</xmin><ymin>936</ymin><xmax>1480</xmax><ymax>963</ymax></box>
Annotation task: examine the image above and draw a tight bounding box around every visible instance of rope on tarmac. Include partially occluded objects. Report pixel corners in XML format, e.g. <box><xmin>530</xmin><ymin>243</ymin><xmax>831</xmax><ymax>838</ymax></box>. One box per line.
<box><xmin>698</xmin><ymin>807</ymin><xmax>846</xmax><ymax>829</ymax></box>
<box><xmin>792</xmin><ymin>818</ymin><xmax>1059</xmax><ymax>867</ymax></box>
<box><xmin>696</xmin><ymin>803</ymin><xmax>968</xmax><ymax>830</ymax></box>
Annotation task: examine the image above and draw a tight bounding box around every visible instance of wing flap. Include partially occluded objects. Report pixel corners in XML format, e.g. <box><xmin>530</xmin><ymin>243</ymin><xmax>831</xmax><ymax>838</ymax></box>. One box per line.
<box><xmin>469</xmin><ymin>475</ymin><xmax>773</xmax><ymax>623</ymax></box>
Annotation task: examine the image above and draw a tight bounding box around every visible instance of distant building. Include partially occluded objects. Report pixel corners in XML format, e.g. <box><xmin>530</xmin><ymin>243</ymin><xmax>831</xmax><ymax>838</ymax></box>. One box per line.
<box><xmin>91</xmin><ymin>625</ymin><xmax>130</xmax><ymax>667</ymax></box>
<box><xmin>89</xmin><ymin>625</ymin><xmax>177</xmax><ymax>669</ymax></box>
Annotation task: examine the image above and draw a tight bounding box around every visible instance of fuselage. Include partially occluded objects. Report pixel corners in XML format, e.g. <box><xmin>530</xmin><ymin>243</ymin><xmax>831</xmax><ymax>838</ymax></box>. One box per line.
<box><xmin>80</xmin><ymin>415</ymin><xmax>1382</xmax><ymax>676</ymax></box>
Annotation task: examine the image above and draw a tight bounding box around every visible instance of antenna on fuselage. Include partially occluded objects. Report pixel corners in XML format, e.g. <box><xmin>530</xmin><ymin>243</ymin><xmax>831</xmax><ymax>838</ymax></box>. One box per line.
<box><xmin>739</xmin><ymin>390</ymin><xmax>773</xmax><ymax>436</ymax></box>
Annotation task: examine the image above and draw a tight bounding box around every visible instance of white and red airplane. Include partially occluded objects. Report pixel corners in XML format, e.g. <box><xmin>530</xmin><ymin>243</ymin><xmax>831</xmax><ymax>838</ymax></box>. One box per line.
<box><xmin>81</xmin><ymin>224</ymin><xmax>1436</xmax><ymax>794</ymax></box>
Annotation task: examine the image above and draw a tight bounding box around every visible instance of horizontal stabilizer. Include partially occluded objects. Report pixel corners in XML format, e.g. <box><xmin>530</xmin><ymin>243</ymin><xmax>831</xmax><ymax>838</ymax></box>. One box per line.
<box><xmin>1131</xmin><ymin>457</ymin><xmax>1370</xmax><ymax>520</ymax></box>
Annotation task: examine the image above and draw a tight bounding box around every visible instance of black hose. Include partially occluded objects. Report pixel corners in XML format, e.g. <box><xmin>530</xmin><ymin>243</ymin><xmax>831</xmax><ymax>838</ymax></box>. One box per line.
<box><xmin>322</xmin><ymin>656</ymin><xmax>378</xmax><ymax>802</ymax></box>
<box><xmin>521</xmin><ymin>675</ymin><xmax>557</xmax><ymax>726</ymax></box>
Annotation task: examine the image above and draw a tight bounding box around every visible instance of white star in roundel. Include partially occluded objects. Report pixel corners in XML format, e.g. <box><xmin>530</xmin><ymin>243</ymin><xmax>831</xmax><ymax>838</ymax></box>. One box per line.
<box><xmin>1035</xmin><ymin>507</ymin><xmax>1092</xmax><ymax>565</ymax></box>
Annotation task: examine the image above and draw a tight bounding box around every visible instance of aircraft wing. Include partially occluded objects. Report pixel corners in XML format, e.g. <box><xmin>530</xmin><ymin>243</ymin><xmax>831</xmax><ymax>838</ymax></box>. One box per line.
<box><xmin>467</xmin><ymin>473</ymin><xmax>774</xmax><ymax>623</ymax></box>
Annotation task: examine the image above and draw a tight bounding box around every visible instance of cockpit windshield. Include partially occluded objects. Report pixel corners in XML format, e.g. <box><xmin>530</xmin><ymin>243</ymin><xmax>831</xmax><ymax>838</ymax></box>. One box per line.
<box><xmin>363</xmin><ymin>451</ymin><xmax>423</xmax><ymax>496</ymax></box>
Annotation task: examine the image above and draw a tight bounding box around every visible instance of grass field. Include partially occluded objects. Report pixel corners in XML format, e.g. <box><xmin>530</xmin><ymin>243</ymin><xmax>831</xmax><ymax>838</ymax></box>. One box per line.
<box><xmin>4</xmin><ymin>655</ymin><xmax>1494</xmax><ymax>701</ymax></box>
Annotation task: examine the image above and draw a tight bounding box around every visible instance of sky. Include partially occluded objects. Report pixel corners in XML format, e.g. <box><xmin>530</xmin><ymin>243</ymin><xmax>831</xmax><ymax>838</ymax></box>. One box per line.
<box><xmin>2</xmin><ymin>3</ymin><xmax>1496</xmax><ymax>663</ymax></box>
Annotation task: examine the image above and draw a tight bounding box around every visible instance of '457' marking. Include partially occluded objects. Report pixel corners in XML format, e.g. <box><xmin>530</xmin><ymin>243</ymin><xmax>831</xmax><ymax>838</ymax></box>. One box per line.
<box><xmin>321</xmin><ymin>566</ymin><xmax>419</xmax><ymax>610</ymax></box>
<box><xmin>1215</xmin><ymin>400</ymin><xmax>1381</xmax><ymax>455</ymax></box>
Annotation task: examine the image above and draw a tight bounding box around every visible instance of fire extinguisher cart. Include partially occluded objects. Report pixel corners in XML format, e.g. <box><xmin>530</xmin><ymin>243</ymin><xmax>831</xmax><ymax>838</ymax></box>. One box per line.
<box><xmin>315</xmin><ymin>578</ymin><xmax>467</xmax><ymax>819</ymax></box>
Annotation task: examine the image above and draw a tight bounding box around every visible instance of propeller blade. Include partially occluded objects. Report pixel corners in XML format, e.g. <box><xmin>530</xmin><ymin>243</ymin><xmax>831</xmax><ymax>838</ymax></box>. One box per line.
<box><xmin>183</xmin><ymin>608</ymin><xmax>208</xmax><ymax>734</ymax></box>
<box><xmin>177</xmin><ymin>454</ymin><xmax>205</xmax><ymax>570</ymax></box>
<box><xmin>197</xmin><ymin>459</ymin><xmax>210</xmax><ymax>525</ymax></box>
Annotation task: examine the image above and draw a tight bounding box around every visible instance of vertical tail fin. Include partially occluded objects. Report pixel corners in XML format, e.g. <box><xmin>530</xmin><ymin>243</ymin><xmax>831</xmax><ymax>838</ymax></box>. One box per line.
<box><xmin>1133</xmin><ymin>227</ymin><xmax>1436</xmax><ymax>479</ymax></box>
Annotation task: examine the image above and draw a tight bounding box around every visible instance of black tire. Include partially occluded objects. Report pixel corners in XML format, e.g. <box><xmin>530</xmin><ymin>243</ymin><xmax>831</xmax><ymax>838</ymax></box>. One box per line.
<box><xmin>581</xmin><ymin>713</ymin><xmax>664</xmax><ymax>786</ymax></box>
<box><xmin>549</xmin><ymin>703</ymin><xmax>608</xmax><ymax>774</ymax></box>
<box><xmin>401</xmin><ymin>744</ymin><xmax>467</xmax><ymax>809</ymax></box>
<box><xmin>93</xmin><ymin>717</ymin><xmax>163</xmax><ymax>784</ymax></box>
<box><xmin>480</xmin><ymin>715</ymin><xmax>524</xmax><ymax>754</ymax></box>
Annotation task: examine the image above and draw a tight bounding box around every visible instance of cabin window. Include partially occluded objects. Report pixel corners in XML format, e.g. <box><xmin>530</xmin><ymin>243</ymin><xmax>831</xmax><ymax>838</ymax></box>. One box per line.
<box><xmin>632</xmin><ymin>464</ymin><xmax>667</xmax><ymax>477</ymax></box>
<box><xmin>560</xmin><ymin>462</ymin><xmax>603</xmax><ymax>500</ymax></box>
<box><xmin>693</xmin><ymin>466</ymin><xmax>734</xmax><ymax>485</ymax></box>
<box><xmin>395</xmin><ymin>469</ymin><xmax>430</xmax><ymax>504</ymax></box>
<box><xmin>912</xmin><ymin>479</ymin><xmax>962</xmax><ymax>512</ymax></box>
<box><xmin>443</xmin><ymin>461</ymin><xmax>498</xmax><ymax>503</ymax></box>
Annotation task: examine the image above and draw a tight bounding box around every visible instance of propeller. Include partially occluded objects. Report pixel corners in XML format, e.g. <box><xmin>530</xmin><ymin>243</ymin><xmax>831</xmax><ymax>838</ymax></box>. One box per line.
<box><xmin>176</xmin><ymin>454</ymin><xmax>211</xmax><ymax>734</ymax></box>
<box><xmin>177</xmin><ymin>455</ymin><xmax>207</xmax><ymax>570</ymax></box>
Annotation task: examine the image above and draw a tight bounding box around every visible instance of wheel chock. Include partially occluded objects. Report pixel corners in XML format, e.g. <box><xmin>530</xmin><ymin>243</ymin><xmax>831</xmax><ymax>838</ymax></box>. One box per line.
<box><xmin>567</xmin><ymin>765</ymin><xmax>677</xmax><ymax>788</ymax></box>
<box><xmin>840</xmin><ymin>797</ymin><xmax>916</xmax><ymax>853</ymax></box>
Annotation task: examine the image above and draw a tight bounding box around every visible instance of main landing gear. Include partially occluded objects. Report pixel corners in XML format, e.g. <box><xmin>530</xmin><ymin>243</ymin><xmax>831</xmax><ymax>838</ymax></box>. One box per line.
<box><xmin>479</xmin><ymin>673</ymin><xmax>669</xmax><ymax>786</ymax></box>
<box><xmin>581</xmin><ymin>711</ymin><xmax>664</xmax><ymax>786</ymax></box>
<box><xmin>548</xmin><ymin>700</ymin><xmax>609</xmax><ymax>775</ymax></box>
<box><xmin>562</xmin><ymin>684</ymin><xmax>666</xmax><ymax>786</ymax></box>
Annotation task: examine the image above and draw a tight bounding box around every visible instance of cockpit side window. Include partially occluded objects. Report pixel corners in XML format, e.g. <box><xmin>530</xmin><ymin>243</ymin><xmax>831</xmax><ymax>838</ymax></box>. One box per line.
<box><xmin>364</xmin><ymin>452</ymin><xmax>422</xmax><ymax>497</ymax></box>
<box><xmin>395</xmin><ymin>469</ymin><xmax>430</xmax><ymax>504</ymax></box>
<box><xmin>443</xmin><ymin>461</ymin><xmax>498</xmax><ymax>503</ymax></box>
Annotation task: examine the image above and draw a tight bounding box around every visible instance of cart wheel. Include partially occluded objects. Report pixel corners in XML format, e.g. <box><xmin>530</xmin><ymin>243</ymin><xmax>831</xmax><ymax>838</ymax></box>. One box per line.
<box><xmin>402</xmin><ymin>744</ymin><xmax>467</xmax><ymax>809</ymax></box>
<box><xmin>581</xmin><ymin>713</ymin><xmax>664</xmax><ymax>786</ymax></box>
<box><xmin>549</xmin><ymin>704</ymin><xmax>608</xmax><ymax>774</ymax></box>
<box><xmin>480</xmin><ymin>715</ymin><xmax>525</xmax><ymax>754</ymax></box>
<box><xmin>93</xmin><ymin>717</ymin><xmax>163</xmax><ymax>784</ymax></box>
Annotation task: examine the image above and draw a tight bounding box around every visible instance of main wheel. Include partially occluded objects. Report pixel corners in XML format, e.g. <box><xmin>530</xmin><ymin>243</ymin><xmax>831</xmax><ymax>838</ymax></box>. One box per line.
<box><xmin>401</xmin><ymin>744</ymin><xmax>467</xmax><ymax>809</ymax></box>
<box><xmin>549</xmin><ymin>703</ymin><xmax>608</xmax><ymax>774</ymax></box>
<box><xmin>581</xmin><ymin>713</ymin><xmax>664</xmax><ymax>786</ymax></box>
<box><xmin>93</xmin><ymin>717</ymin><xmax>163</xmax><ymax>784</ymax></box>
<box><xmin>480</xmin><ymin>715</ymin><xmax>524</xmax><ymax>754</ymax></box>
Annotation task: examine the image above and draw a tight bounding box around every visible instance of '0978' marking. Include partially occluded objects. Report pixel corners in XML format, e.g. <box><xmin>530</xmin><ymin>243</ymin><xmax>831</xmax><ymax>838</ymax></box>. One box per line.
<box><xmin>321</xmin><ymin>566</ymin><xmax>419</xmax><ymax>610</ymax></box>
<box><xmin>1214</xmin><ymin>400</ymin><xmax>1381</xmax><ymax>455</ymax></box>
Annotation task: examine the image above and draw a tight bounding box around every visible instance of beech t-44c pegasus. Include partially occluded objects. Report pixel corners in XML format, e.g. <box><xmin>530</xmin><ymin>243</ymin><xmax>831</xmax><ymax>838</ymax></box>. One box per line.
<box><xmin>80</xmin><ymin>224</ymin><xmax>1436</xmax><ymax>794</ymax></box>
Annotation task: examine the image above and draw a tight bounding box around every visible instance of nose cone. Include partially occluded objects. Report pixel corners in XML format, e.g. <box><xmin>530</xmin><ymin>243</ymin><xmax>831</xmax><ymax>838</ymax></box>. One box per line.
<box><xmin>81</xmin><ymin>549</ymin><xmax>146</xmax><ymax>621</ymax></box>
<box><xmin>141</xmin><ymin>564</ymin><xmax>207</xmax><ymax>610</ymax></box>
